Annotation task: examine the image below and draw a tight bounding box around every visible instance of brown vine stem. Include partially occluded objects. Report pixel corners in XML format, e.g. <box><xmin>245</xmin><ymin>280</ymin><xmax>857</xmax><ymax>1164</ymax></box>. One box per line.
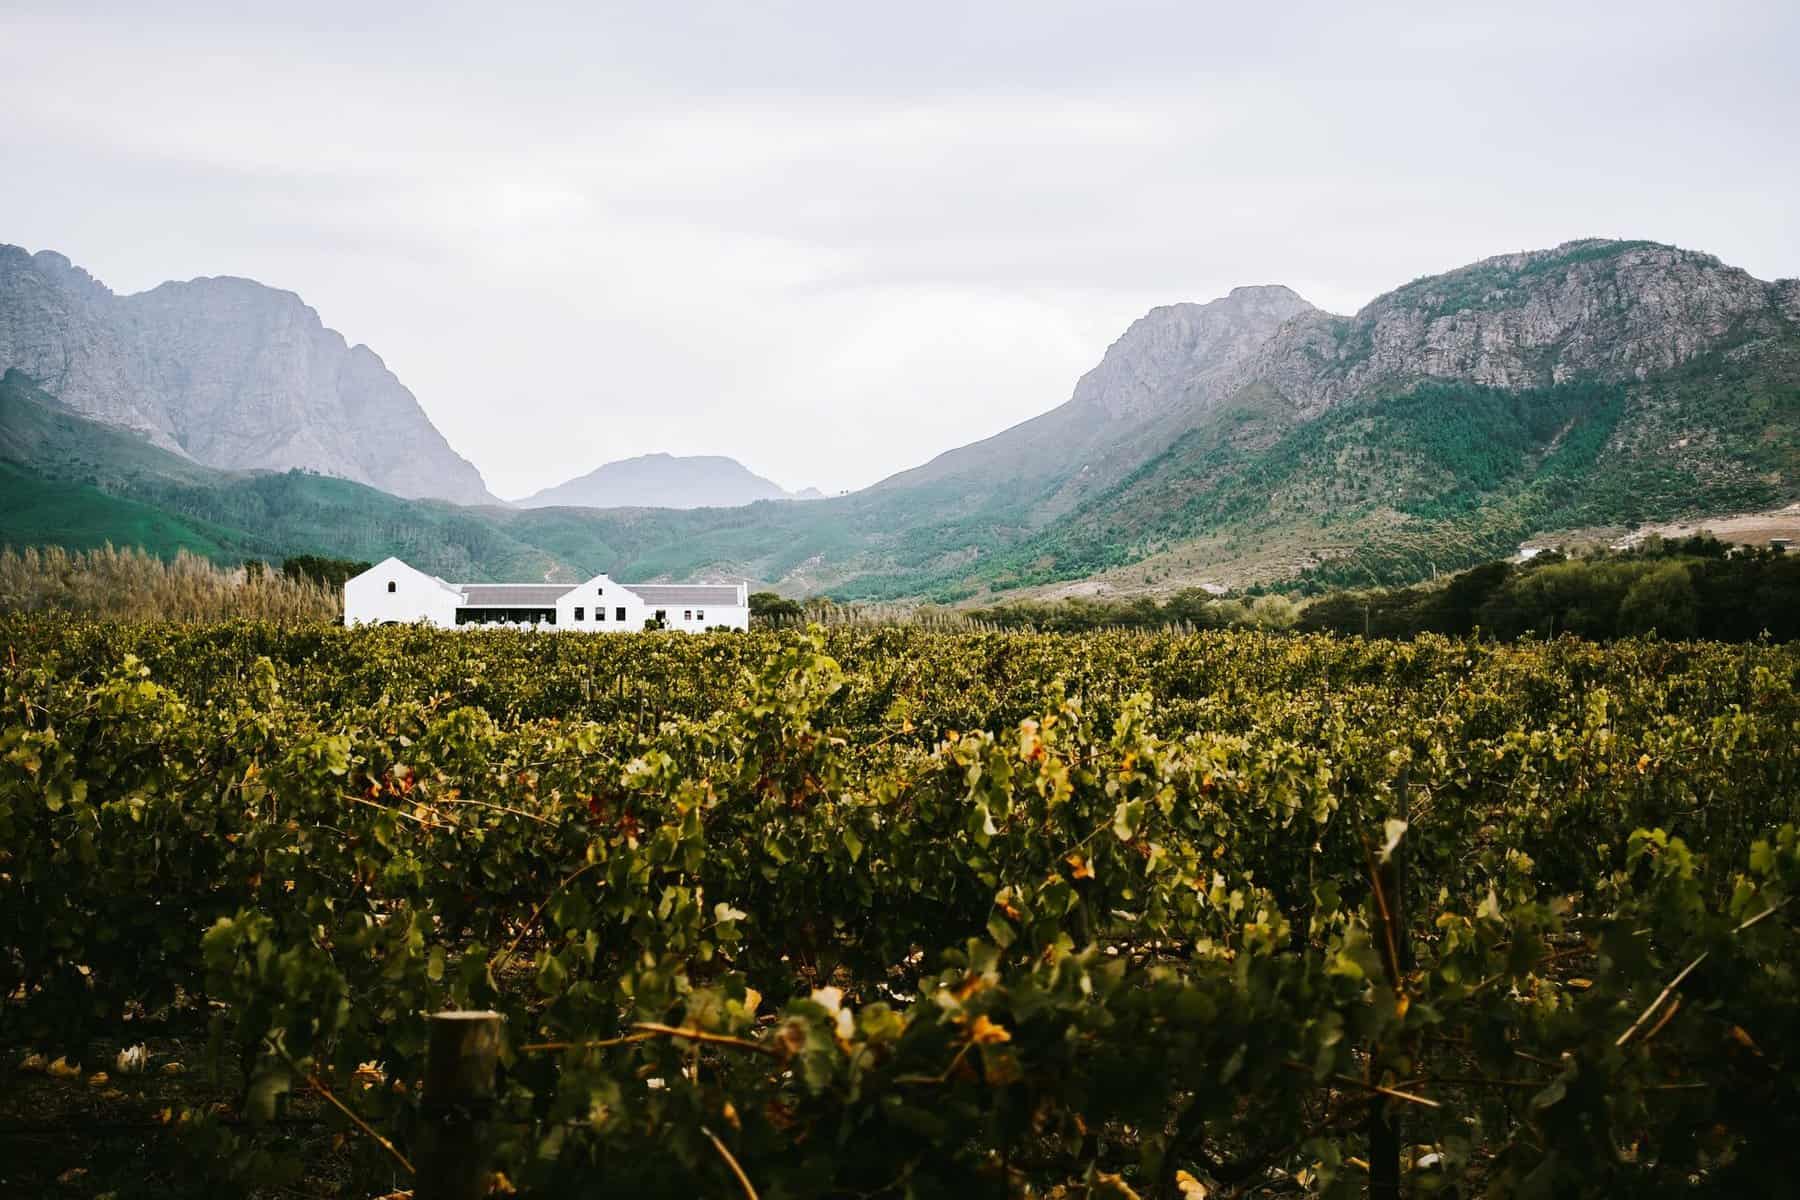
<box><xmin>1616</xmin><ymin>895</ymin><xmax>1792</xmax><ymax>1049</ymax></box>
<box><xmin>1280</xmin><ymin>1062</ymin><xmax>1441</xmax><ymax>1110</ymax></box>
<box><xmin>630</xmin><ymin>1022</ymin><xmax>787</xmax><ymax>1059</ymax></box>
<box><xmin>702</xmin><ymin>1124</ymin><xmax>760</xmax><ymax>1200</ymax></box>
<box><xmin>894</xmin><ymin>1042</ymin><xmax>974</xmax><ymax>1086</ymax></box>
<box><xmin>1640</xmin><ymin>995</ymin><xmax>1683</xmax><ymax>1046</ymax></box>
<box><xmin>304</xmin><ymin>1071</ymin><xmax>415</xmax><ymax>1176</ymax></box>
<box><xmin>490</xmin><ymin>859</ymin><xmax>603</xmax><ymax>973</ymax></box>
<box><xmin>516</xmin><ymin>1031</ymin><xmax>656</xmax><ymax>1053</ymax></box>
<box><xmin>432</xmin><ymin>795</ymin><xmax>556</xmax><ymax>825</ymax></box>
<box><xmin>520</xmin><ymin>1024</ymin><xmax>783</xmax><ymax>1060</ymax></box>
<box><xmin>264</xmin><ymin>1041</ymin><xmax>415</xmax><ymax>1178</ymax></box>
<box><xmin>338</xmin><ymin>791</ymin><xmax>454</xmax><ymax>831</ymax></box>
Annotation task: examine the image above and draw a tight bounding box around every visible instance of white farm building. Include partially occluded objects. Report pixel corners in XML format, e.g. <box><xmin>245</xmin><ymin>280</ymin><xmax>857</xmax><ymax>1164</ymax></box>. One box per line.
<box><xmin>344</xmin><ymin>557</ymin><xmax>749</xmax><ymax>632</ymax></box>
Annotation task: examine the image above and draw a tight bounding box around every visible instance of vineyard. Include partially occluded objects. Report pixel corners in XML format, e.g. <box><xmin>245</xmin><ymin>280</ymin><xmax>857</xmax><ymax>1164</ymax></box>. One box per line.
<box><xmin>3</xmin><ymin>617</ymin><xmax>1799</xmax><ymax>1198</ymax></box>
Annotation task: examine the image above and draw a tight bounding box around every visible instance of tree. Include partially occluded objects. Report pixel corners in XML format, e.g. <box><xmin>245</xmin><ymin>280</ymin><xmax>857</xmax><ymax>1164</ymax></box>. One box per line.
<box><xmin>1618</xmin><ymin>562</ymin><xmax>1698</xmax><ymax>638</ymax></box>
<box><xmin>282</xmin><ymin>555</ymin><xmax>374</xmax><ymax>590</ymax></box>
<box><xmin>749</xmin><ymin>591</ymin><xmax>804</xmax><ymax>625</ymax></box>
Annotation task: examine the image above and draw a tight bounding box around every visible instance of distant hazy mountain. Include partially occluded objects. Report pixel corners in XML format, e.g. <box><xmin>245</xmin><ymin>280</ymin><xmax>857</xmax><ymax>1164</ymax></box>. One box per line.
<box><xmin>0</xmin><ymin>245</ymin><xmax>498</xmax><ymax>505</ymax></box>
<box><xmin>515</xmin><ymin>453</ymin><xmax>808</xmax><ymax>510</ymax></box>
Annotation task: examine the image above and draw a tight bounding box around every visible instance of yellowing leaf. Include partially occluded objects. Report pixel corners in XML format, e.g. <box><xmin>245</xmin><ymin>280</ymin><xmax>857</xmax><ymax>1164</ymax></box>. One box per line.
<box><xmin>1380</xmin><ymin>818</ymin><xmax>1408</xmax><ymax>863</ymax></box>
<box><xmin>1065</xmin><ymin>852</ymin><xmax>1094</xmax><ymax>880</ymax></box>
<box><xmin>1175</xmin><ymin>1169</ymin><xmax>1209</xmax><ymax>1199</ymax></box>
<box><xmin>47</xmin><ymin>1056</ymin><xmax>81</xmax><ymax>1080</ymax></box>
<box><xmin>1094</xmin><ymin>1172</ymin><xmax>1142</xmax><ymax>1198</ymax></box>
<box><xmin>1729</xmin><ymin>1025</ymin><xmax>1763</xmax><ymax>1055</ymax></box>
<box><xmin>968</xmin><ymin>1014</ymin><xmax>1012</xmax><ymax>1045</ymax></box>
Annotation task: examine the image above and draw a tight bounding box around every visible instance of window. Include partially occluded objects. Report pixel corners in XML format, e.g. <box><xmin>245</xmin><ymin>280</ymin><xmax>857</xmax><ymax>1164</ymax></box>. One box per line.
<box><xmin>684</xmin><ymin>610</ymin><xmax>693</xmax><ymax>621</ymax></box>
<box><xmin>615</xmin><ymin>607</ymin><xmax>626</xmax><ymax>621</ymax></box>
<box><xmin>387</xmin><ymin>581</ymin><xmax>396</xmax><ymax>593</ymax></box>
<box><xmin>596</xmin><ymin>607</ymin><xmax>605</xmax><ymax>621</ymax></box>
<box><xmin>696</xmin><ymin>609</ymin><xmax>705</xmax><ymax>622</ymax></box>
<box><xmin>597</xmin><ymin>587</ymin><xmax>604</xmax><ymax>595</ymax></box>
<box><xmin>574</xmin><ymin>606</ymin><xmax>584</xmax><ymax>621</ymax></box>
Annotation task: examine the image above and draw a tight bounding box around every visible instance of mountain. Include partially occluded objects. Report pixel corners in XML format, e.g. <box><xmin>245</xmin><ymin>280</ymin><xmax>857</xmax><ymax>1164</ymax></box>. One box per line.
<box><xmin>871</xmin><ymin>285</ymin><xmax>1320</xmax><ymax>523</ymax></box>
<box><xmin>530</xmin><ymin>239</ymin><xmax>1795</xmax><ymax>599</ymax></box>
<box><xmin>3</xmin><ymin>239</ymin><xmax>1795</xmax><ymax>601</ymax></box>
<box><xmin>0</xmin><ymin>245</ymin><xmax>497</xmax><ymax>505</ymax></box>
<box><xmin>984</xmin><ymin>239</ymin><xmax>1800</xmax><ymax>591</ymax></box>
<box><xmin>516</xmin><ymin>453</ymin><xmax>803</xmax><ymax>509</ymax></box>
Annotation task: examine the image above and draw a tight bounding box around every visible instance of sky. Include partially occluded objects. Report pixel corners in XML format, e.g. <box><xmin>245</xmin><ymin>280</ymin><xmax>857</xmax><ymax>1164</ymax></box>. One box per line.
<box><xmin>3</xmin><ymin>1</ymin><xmax>1798</xmax><ymax>498</ymax></box>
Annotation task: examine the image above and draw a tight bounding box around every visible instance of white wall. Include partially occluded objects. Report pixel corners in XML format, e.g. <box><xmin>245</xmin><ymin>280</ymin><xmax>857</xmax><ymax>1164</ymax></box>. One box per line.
<box><xmin>344</xmin><ymin>557</ymin><xmax>459</xmax><ymax>627</ymax></box>
<box><xmin>345</xmin><ymin>560</ymin><xmax>752</xmax><ymax>633</ymax></box>
<box><xmin>655</xmin><ymin>603</ymin><xmax>749</xmax><ymax>632</ymax></box>
<box><xmin>554</xmin><ymin>573</ymin><xmax>648</xmax><ymax>633</ymax></box>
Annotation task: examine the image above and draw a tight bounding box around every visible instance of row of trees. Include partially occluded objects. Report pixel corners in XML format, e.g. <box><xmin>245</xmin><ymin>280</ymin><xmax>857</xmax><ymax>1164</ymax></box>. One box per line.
<box><xmin>1299</xmin><ymin>538</ymin><xmax>1800</xmax><ymax>641</ymax></box>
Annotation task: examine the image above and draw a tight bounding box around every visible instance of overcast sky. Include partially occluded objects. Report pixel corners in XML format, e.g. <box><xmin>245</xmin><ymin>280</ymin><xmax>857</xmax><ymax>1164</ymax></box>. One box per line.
<box><xmin>4</xmin><ymin>1</ymin><xmax>1797</xmax><ymax>497</ymax></box>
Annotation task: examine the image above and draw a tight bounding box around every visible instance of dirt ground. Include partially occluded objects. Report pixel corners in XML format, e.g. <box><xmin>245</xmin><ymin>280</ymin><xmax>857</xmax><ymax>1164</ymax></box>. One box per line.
<box><xmin>1529</xmin><ymin>502</ymin><xmax>1800</xmax><ymax>554</ymax></box>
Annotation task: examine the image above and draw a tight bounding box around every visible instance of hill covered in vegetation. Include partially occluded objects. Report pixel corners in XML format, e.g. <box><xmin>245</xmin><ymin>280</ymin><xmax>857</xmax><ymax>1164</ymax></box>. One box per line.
<box><xmin>4</xmin><ymin>240</ymin><xmax>1796</xmax><ymax>599</ymax></box>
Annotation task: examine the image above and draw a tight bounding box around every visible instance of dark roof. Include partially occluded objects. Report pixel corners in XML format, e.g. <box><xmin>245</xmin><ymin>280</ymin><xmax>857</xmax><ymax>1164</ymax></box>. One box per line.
<box><xmin>627</xmin><ymin>584</ymin><xmax>741</xmax><ymax>606</ymax></box>
<box><xmin>459</xmin><ymin>584</ymin><xmax>571</xmax><ymax>606</ymax></box>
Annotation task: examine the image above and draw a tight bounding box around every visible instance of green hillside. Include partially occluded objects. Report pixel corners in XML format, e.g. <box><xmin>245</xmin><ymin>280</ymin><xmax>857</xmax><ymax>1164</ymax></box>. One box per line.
<box><xmin>3</xmin><ymin>292</ymin><xmax>1797</xmax><ymax>600</ymax></box>
<box><xmin>0</xmin><ymin>371</ymin><xmax>560</xmax><ymax>581</ymax></box>
<box><xmin>0</xmin><ymin>461</ymin><xmax>246</xmax><ymax>557</ymax></box>
<box><xmin>960</xmin><ymin>337</ymin><xmax>1800</xmax><ymax>596</ymax></box>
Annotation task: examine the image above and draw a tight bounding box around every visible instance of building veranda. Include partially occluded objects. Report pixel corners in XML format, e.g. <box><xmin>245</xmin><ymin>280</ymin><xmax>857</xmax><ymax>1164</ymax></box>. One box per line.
<box><xmin>343</xmin><ymin>557</ymin><xmax>749</xmax><ymax>631</ymax></box>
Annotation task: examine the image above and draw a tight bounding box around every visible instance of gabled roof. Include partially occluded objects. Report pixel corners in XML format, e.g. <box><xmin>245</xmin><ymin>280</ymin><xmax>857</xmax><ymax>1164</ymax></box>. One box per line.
<box><xmin>626</xmin><ymin>584</ymin><xmax>741</xmax><ymax>606</ymax></box>
<box><xmin>357</xmin><ymin>556</ymin><xmax>463</xmax><ymax>597</ymax></box>
<box><xmin>458</xmin><ymin>583</ymin><xmax>572</xmax><ymax>606</ymax></box>
<box><xmin>363</xmin><ymin>559</ymin><xmax>744</xmax><ymax>609</ymax></box>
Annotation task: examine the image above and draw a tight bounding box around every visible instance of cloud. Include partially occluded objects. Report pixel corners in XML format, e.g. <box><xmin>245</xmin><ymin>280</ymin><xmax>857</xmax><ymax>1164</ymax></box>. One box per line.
<box><xmin>1</xmin><ymin>0</ymin><xmax>1796</xmax><ymax>496</ymax></box>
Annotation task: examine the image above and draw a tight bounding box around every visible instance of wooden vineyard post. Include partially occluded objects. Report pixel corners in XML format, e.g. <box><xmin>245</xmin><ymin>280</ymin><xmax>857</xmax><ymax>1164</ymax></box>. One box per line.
<box><xmin>418</xmin><ymin>1011</ymin><xmax>504</xmax><ymax>1200</ymax></box>
<box><xmin>1368</xmin><ymin>766</ymin><xmax>1411</xmax><ymax>1200</ymax></box>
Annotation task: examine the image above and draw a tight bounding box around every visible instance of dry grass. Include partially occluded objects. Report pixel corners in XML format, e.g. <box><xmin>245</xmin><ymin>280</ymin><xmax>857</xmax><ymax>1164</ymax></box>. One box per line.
<box><xmin>0</xmin><ymin>545</ymin><xmax>339</xmax><ymax>624</ymax></box>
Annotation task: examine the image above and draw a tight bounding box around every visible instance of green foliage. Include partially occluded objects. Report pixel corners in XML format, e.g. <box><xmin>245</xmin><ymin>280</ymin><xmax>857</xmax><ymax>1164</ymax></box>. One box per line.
<box><xmin>1299</xmin><ymin>539</ymin><xmax>1800</xmax><ymax>641</ymax></box>
<box><xmin>4</xmin><ymin>620</ymin><xmax>1800</xmax><ymax>1195</ymax></box>
<box><xmin>279</xmin><ymin>554</ymin><xmax>373</xmax><ymax>591</ymax></box>
<box><xmin>9</xmin><ymin>335</ymin><xmax>1796</xmax><ymax>605</ymax></box>
<box><xmin>748</xmin><ymin>590</ymin><xmax>804</xmax><ymax>624</ymax></box>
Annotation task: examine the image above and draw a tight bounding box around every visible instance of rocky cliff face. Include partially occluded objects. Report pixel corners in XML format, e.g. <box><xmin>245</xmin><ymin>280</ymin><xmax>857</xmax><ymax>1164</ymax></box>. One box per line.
<box><xmin>871</xmin><ymin>284</ymin><xmax>1319</xmax><ymax>518</ymax></box>
<box><xmin>0</xmin><ymin>246</ymin><xmax>497</xmax><ymax>505</ymax></box>
<box><xmin>1062</xmin><ymin>285</ymin><xmax>1319</xmax><ymax>422</ymax></box>
<box><xmin>1230</xmin><ymin>240</ymin><xmax>1797</xmax><ymax>417</ymax></box>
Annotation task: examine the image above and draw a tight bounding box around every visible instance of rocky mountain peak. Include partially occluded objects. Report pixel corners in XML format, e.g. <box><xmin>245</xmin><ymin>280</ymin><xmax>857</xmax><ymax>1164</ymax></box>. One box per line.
<box><xmin>1235</xmin><ymin>238</ymin><xmax>1796</xmax><ymax>415</ymax></box>
<box><xmin>0</xmin><ymin>245</ymin><xmax>497</xmax><ymax>505</ymax></box>
<box><xmin>1072</xmin><ymin>286</ymin><xmax>1317</xmax><ymax>421</ymax></box>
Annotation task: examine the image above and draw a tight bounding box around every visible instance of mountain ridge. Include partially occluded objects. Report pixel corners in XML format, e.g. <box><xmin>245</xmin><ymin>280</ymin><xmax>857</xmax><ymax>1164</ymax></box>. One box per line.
<box><xmin>0</xmin><ymin>245</ymin><xmax>498</xmax><ymax>505</ymax></box>
<box><xmin>2</xmin><ymin>237</ymin><xmax>1795</xmax><ymax>602</ymax></box>
<box><xmin>516</xmin><ymin>452</ymin><xmax>812</xmax><ymax>510</ymax></box>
